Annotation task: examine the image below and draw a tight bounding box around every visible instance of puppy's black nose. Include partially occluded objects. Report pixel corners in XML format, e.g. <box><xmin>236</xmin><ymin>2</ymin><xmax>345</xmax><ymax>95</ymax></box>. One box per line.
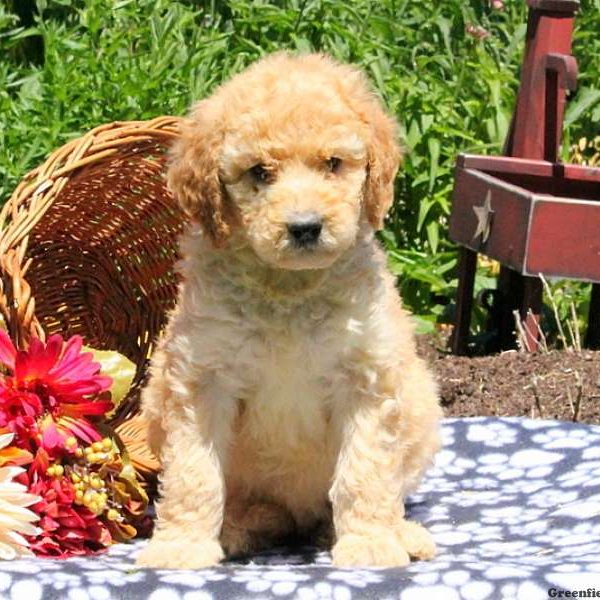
<box><xmin>287</xmin><ymin>219</ymin><xmax>322</xmax><ymax>247</ymax></box>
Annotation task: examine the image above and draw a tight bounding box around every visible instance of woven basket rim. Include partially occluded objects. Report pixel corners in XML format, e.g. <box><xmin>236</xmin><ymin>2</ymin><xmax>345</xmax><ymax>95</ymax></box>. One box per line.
<box><xmin>0</xmin><ymin>116</ymin><xmax>183</xmax><ymax>344</ymax></box>
<box><xmin>0</xmin><ymin>116</ymin><xmax>182</xmax><ymax>252</ymax></box>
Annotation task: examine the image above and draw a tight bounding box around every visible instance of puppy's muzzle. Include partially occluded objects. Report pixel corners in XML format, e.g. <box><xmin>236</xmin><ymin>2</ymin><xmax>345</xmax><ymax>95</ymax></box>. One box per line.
<box><xmin>287</xmin><ymin>217</ymin><xmax>322</xmax><ymax>248</ymax></box>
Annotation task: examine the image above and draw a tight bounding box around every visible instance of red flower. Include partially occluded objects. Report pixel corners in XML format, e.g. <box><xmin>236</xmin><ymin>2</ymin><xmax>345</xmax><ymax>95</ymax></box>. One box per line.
<box><xmin>0</xmin><ymin>388</ymin><xmax>42</xmax><ymax>449</ymax></box>
<box><xmin>25</xmin><ymin>450</ymin><xmax>111</xmax><ymax>558</ymax></box>
<box><xmin>0</xmin><ymin>332</ymin><xmax>113</xmax><ymax>450</ymax></box>
<box><xmin>0</xmin><ymin>332</ymin><xmax>148</xmax><ymax>558</ymax></box>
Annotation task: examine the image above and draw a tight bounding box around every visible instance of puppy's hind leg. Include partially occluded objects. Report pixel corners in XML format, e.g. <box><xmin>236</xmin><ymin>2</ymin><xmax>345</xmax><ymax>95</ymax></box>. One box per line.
<box><xmin>221</xmin><ymin>497</ymin><xmax>296</xmax><ymax>557</ymax></box>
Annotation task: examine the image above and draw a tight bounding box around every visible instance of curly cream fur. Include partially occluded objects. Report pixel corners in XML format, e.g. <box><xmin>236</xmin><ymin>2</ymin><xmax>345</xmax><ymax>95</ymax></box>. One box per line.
<box><xmin>136</xmin><ymin>52</ymin><xmax>441</xmax><ymax>569</ymax></box>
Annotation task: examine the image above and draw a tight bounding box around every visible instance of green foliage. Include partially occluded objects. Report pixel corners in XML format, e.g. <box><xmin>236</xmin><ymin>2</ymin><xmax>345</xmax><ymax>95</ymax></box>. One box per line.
<box><xmin>542</xmin><ymin>279</ymin><xmax>591</xmax><ymax>350</ymax></box>
<box><xmin>1</xmin><ymin>0</ymin><xmax>600</xmax><ymax>327</ymax></box>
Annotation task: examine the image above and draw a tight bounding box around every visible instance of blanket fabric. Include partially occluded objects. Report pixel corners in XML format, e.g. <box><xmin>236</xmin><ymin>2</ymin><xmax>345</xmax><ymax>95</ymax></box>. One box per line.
<box><xmin>1</xmin><ymin>417</ymin><xmax>599</xmax><ymax>600</ymax></box>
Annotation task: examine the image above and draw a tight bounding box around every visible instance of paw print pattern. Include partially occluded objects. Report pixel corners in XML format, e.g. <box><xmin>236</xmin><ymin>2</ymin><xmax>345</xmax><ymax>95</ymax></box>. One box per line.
<box><xmin>0</xmin><ymin>417</ymin><xmax>599</xmax><ymax>599</ymax></box>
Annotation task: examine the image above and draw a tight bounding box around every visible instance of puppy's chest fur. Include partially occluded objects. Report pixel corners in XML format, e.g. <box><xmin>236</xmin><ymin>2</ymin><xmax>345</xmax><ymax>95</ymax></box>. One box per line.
<box><xmin>188</xmin><ymin>289</ymin><xmax>364</xmax><ymax>491</ymax></box>
<box><xmin>236</xmin><ymin>316</ymin><xmax>341</xmax><ymax>446</ymax></box>
<box><xmin>223</xmin><ymin>297</ymin><xmax>356</xmax><ymax>437</ymax></box>
<box><xmin>224</xmin><ymin>302</ymin><xmax>355</xmax><ymax>510</ymax></box>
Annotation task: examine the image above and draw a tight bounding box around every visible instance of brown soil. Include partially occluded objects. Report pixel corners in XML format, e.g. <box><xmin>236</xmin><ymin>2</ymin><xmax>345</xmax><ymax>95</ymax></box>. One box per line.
<box><xmin>417</xmin><ymin>336</ymin><xmax>600</xmax><ymax>425</ymax></box>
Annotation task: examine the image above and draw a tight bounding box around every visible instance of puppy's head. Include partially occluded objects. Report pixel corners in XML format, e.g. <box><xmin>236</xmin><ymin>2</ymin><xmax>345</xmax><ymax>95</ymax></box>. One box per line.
<box><xmin>168</xmin><ymin>52</ymin><xmax>401</xmax><ymax>270</ymax></box>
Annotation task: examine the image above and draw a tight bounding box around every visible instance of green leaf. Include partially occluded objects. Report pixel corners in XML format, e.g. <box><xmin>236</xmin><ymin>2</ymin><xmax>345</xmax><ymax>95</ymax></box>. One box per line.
<box><xmin>412</xmin><ymin>315</ymin><xmax>436</xmax><ymax>335</ymax></box>
<box><xmin>416</xmin><ymin>198</ymin><xmax>433</xmax><ymax>232</ymax></box>
<box><xmin>426</xmin><ymin>220</ymin><xmax>440</xmax><ymax>254</ymax></box>
<box><xmin>403</xmin><ymin>122</ymin><xmax>419</xmax><ymax>151</ymax></box>
<box><xmin>293</xmin><ymin>36</ymin><xmax>312</xmax><ymax>53</ymax></box>
<box><xmin>564</xmin><ymin>87</ymin><xmax>600</xmax><ymax>127</ymax></box>
<box><xmin>427</xmin><ymin>136</ymin><xmax>440</xmax><ymax>193</ymax></box>
<box><xmin>421</xmin><ymin>114</ymin><xmax>434</xmax><ymax>134</ymax></box>
<box><xmin>84</xmin><ymin>347</ymin><xmax>136</xmax><ymax>415</ymax></box>
<box><xmin>435</xmin><ymin>16</ymin><xmax>453</xmax><ymax>62</ymax></box>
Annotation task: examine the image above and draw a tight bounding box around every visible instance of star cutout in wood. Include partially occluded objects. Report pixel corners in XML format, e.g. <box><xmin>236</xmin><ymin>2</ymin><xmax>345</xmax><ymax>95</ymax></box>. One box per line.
<box><xmin>472</xmin><ymin>190</ymin><xmax>494</xmax><ymax>244</ymax></box>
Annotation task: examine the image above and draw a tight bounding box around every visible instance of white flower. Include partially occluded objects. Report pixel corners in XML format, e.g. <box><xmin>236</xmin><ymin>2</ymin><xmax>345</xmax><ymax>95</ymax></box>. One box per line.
<box><xmin>0</xmin><ymin>432</ymin><xmax>41</xmax><ymax>559</ymax></box>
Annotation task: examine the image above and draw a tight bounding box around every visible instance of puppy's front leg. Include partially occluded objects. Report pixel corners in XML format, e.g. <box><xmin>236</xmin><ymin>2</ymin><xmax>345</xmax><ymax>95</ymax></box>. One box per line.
<box><xmin>136</xmin><ymin>380</ymin><xmax>232</xmax><ymax>569</ymax></box>
<box><xmin>330</xmin><ymin>396</ymin><xmax>435</xmax><ymax>568</ymax></box>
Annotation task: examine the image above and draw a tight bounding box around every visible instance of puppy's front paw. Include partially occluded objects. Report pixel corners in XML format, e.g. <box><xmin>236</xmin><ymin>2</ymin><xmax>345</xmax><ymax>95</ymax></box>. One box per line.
<box><xmin>396</xmin><ymin>520</ymin><xmax>436</xmax><ymax>561</ymax></box>
<box><xmin>136</xmin><ymin>539</ymin><xmax>224</xmax><ymax>569</ymax></box>
<box><xmin>331</xmin><ymin>533</ymin><xmax>410</xmax><ymax>568</ymax></box>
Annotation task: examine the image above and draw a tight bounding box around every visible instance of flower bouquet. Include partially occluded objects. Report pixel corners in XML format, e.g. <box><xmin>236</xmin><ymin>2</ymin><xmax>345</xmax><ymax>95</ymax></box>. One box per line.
<box><xmin>0</xmin><ymin>331</ymin><xmax>149</xmax><ymax>558</ymax></box>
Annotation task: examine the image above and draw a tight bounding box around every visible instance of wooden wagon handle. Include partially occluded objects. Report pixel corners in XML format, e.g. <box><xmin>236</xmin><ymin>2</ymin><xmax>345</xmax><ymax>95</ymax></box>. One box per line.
<box><xmin>544</xmin><ymin>53</ymin><xmax>578</xmax><ymax>161</ymax></box>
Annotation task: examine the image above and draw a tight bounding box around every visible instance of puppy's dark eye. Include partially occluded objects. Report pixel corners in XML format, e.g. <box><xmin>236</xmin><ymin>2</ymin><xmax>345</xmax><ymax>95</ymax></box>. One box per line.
<box><xmin>326</xmin><ymin>157</ymin><xmax>342</xmax><ymax>173</ymax></box>
<box><xmin>249</xmin><ymin>164</ymin><xmax>271</xmax><ymax>183</ymax></box>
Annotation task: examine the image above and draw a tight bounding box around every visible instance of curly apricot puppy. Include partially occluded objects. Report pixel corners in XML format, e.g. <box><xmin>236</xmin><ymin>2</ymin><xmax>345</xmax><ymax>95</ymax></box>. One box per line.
<box><xmin>136</xmin><ymin>52</ymin><xmax>442</xmax><ymax>569</ymax></box>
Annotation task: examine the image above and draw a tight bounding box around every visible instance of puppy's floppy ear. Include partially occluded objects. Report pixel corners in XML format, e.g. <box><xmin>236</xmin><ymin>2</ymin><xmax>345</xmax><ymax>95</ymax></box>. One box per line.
<box><xmin>363</xmin><ymin>105</ymin><xmax>402</xmax><ymax>230</ymax></box>
<box><xmin>167</xmin><ymin>100</ymin><xmax>234</xmax><ymax>247</ymax></box>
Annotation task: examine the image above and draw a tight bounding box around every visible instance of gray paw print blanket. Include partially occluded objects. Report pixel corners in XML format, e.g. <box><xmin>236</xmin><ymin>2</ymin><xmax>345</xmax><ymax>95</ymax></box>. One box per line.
<box><xmin>1</xmin><ymin>417</ymin><xmax>598</xmax><ymax>599</ymax></box>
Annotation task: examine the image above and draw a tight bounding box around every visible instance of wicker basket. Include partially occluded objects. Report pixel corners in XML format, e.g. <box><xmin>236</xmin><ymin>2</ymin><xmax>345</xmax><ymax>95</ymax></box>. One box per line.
<box><xmin>0</xmin><ymin>116</ymin><xmax>186</xmax><ymax>477</ymax></box>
